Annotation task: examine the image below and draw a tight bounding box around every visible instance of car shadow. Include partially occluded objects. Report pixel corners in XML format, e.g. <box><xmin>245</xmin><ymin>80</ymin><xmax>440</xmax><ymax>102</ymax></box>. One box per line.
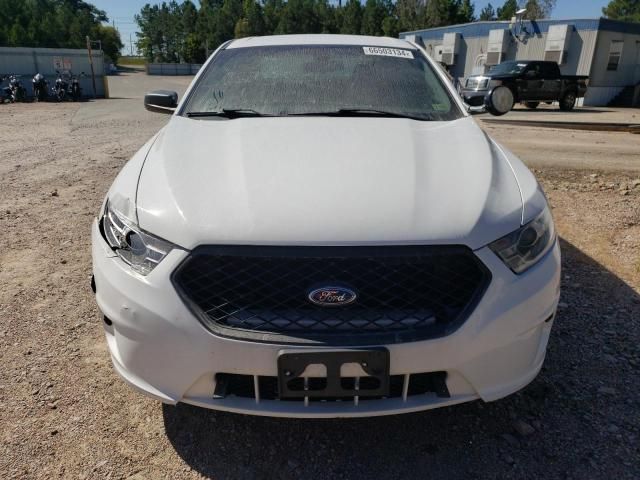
<box><xmin>162</xmin><ymin>238</ymin><xmax>639</xmax><ymax>480</ymax></box>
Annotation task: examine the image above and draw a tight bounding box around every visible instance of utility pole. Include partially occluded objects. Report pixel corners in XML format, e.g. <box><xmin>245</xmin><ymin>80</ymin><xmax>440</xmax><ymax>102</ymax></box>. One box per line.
<box><xmin>130</xmin><ymin>33</ymin><xmax>134</xmax><ymax>56</ymax></box>
<box><xmin>86</xmin><ymin>36</ymin><xmax>97</xmax><ymax>99</ymax></box>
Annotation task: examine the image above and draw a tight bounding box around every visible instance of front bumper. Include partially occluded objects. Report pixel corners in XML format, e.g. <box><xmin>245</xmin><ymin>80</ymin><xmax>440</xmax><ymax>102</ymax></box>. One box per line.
<box><xmin>461</xmin><ymin>89</ymin><xmax>489</xmax><ymax>107</ymax></box>
<box><xmin>92</xmin><ymin>219</ymin><xmax>561</xmax><ymax>418</ymax></box>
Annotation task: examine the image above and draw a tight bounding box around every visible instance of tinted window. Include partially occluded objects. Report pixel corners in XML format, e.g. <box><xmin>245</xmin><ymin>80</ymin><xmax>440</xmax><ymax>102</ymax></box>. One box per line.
<box><xmin>183</xmin><ymin>45</ymin><xmax>462</xmax><ymax>121</ymax></box>
<box><xmin>541</xmin><ymin>62</ymin><xmax>559</xmax><ymax>77</ymax></box>
<box><xmin>489</xmin><ymin>61</ymin><xmax>528</xmax><ymax>75</ymax></box>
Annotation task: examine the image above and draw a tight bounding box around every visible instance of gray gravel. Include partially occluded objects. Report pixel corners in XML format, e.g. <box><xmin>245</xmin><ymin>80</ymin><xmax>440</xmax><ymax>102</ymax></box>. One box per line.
<box><xmin>0</xmin><ymin>73</ymin><xmax>638</xmax><ymax>479</ymax></box>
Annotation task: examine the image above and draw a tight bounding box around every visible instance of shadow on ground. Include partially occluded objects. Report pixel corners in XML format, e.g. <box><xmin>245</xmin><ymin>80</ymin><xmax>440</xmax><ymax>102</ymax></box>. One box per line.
<box><xmin>510</xmin><ymin>107</ymin><xmax>613</xmax><ymax>114</ymax></box>
<box><xmin>162</xmin><ymin>238</ymin><xmax>639</xmax><ymax>480</ymax></box>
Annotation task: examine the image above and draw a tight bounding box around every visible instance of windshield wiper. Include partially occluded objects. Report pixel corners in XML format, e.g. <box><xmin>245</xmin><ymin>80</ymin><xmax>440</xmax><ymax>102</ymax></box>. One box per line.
<box><xmin>288</xmin><ymin>108</ymin><xmax>434</xmax><ymax>121</ymax></box>
<box><xmin>186</xmin><ymin>108</ymin><xmax>270</xmax><ymax>119</ymax></box>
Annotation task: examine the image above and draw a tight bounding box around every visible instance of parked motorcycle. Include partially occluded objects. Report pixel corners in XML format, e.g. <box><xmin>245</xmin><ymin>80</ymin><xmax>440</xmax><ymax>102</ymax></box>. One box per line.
<box><xmin>5</xmin><ymin>75</ymin><xmax>26</xmax><ymax>103</ymax></box>
<box><xmin>69</xmin><ymin>72</ymin><xmax>84</xmax><ymax>101</ymax></box>
<box><xmin>32</xmin><ymin>73</ymin><xmax>48</xmax><ymax>102</ymax></box>
<box><xmin>53</xmin><ymin>71</ymin><xmax>68</xmax><ymax>102</ymax></box>
<box><xmin>0</xmin><ymin>76</ymin><xmax>11</xmax><ymax>103</ymax></box>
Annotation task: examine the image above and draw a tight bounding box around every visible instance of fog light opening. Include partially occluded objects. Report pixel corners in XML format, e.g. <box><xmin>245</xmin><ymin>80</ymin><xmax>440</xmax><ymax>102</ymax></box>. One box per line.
<box><xmin>103</xmin><ymin>316</ymin><xmax>113</xmax><ymax>326</ymax></box>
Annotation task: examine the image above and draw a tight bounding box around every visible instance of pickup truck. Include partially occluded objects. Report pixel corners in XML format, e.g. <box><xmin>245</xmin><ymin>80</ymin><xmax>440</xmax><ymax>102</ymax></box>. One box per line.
<box><xmin>462</xmin><ymin>60</ymin><xmax>589</xmax><ymax>111</ymax></box>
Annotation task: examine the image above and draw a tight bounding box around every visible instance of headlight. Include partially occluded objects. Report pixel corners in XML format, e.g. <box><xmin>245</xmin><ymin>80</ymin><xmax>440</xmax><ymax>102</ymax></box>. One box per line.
<box><xmin>489</xmin><ymin>208</ymin><xmax>556</xmax><ymax>274</ymax></box>
<box><xmin>101</xmin><ymin>200</ymin><xmax>173</xmax><ymax>275</ymax></box>
<box><xmin>479</xmin><ymin>79</ymin><xmax>489</xmax><ymax>89</ymax></box>
<box><xmin>488</xmin><ymin>79</ymin><xmax>503</xmax><ymax>88</ymax></box>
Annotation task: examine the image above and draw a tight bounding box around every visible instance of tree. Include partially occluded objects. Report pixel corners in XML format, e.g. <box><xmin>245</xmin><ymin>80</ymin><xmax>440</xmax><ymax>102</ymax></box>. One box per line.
<box><xmin>496</xmin><ymin>0</ymin><xmax>517</xmax><ymax>20</ymax></box>
<box><xmin>479</xmin><ymin>2</ymin><xmax>496</xmax><ymax>20</ymax></box>
<box><xmin>457</xmin><ymin>0</ymin><xmax>475</xmax><ymax>23</ymax></box>
<box><xmin>235</xmin><ymin>0</ymin><xmax>265</xmax><ymax>37</ymax></box>
<box><xmin>602</xmin><ymin>0</ymin><xmax>640</xmax><ymax>22</ymax></box>
<box><xmin>520</xmin><ymin>0</ymin><xmax>556</xmax><ymax>19</ymax></box>
<box><xmin>395</xmin><ymin>0</ymin><xmax>424</xmax><ymax>32</ymax></box>
<box><xmin>340</xmin><ymin>0</ymin><xmax>363</xmax><ymax>34</ymax></box>
<box><xmin>0</xmin><ymin>0</ymin><xmax>113</xmax><ymax>51</ymax></box>
<box><xmin>423</xmin><ymin>0</ymin><xmax>450</xmax><ymax>28</ymax></box>
<box><xmin>95</xmin><ymin>25</ymin><xmax>124</xmax><ymax>63</ymax></box>
<box><xmin>361</xmin><ymin>0</ymin><xmax>391</xmax><ymax>35</ymax></box>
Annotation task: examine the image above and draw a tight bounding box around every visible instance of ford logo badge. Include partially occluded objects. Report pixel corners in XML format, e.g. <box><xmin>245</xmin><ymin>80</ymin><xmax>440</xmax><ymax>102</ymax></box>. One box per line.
<box><xmin>308</xmin><ymin>286</ymin><xmax>357</xmax><ymax>307</ymax></box>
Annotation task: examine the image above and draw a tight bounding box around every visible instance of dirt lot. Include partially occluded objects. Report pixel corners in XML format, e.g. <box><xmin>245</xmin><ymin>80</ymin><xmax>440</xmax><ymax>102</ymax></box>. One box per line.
<box><xmin>1</xmin><ymin>72</ymin><xmax>639</xmax><ymax>479</ymax></box>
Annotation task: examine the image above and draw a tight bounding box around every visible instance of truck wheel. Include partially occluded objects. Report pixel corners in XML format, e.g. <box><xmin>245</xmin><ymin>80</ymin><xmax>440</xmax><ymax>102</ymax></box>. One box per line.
<box><xmin>559</xmin><ymin>91</ymin><xmax>576</xmax><ymax>111</ymax></box>
<box><xmin>525</xmin><ymin>102</ymin><xmax>540</xmax><ymax>109</ymax></box>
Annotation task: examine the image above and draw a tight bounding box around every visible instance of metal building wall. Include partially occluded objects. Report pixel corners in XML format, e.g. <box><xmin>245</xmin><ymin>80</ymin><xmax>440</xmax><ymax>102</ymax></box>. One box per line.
<box><xmin>405</xmin><ymin>21</ymin><xmax>599</xmax><ymax>90</ymax></box>
<box><xmin>405</xmin><ymin>19</ymin><xmax>640</xmax><ymax>106</ymax></box>
<box><xmin>0</xmin><ymin>47</ymin><xmax>106</xmax><ymax>97</ymax></box>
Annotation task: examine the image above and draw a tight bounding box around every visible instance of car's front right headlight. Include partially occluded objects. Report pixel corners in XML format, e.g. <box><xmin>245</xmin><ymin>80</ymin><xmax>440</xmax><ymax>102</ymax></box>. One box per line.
<box><xmin>489</xmin><ymin>207</ymin><xmax>556</xmax><ymax>274</ymax></box>
<box><xmin>101</xmin><ymin>200</ymin><xmax>174</xmax><ymax>275</ymax></box>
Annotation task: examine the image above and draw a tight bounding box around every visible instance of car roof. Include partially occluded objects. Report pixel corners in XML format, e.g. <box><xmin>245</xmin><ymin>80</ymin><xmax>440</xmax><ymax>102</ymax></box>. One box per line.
<box><xmin>227</xmin><ymin>34</ymin><xmax>414</xmax><ymax>49</ymax></box>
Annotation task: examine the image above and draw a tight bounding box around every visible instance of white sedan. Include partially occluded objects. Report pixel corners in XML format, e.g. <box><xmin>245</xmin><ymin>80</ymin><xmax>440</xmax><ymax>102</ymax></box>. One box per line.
<box><xmin>92</xmin><ymin>34</ymin><xmax>560</xmax><ymax>417</ymax></box>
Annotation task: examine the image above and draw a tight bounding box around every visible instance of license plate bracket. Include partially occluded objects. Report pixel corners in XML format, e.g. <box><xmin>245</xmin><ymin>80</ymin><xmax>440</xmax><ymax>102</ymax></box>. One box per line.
<box><xmin>277</xmin><ymin>349</ymin><xmax>390</xmax><ymax>399</ymax></box>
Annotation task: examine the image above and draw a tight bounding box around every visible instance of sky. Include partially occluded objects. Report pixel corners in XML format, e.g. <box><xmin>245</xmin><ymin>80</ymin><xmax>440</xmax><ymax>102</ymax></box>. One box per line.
<box><xmin>92</xmin><ymin>0</ymin><xmax>611</xmax><ymax>56</ymax></box>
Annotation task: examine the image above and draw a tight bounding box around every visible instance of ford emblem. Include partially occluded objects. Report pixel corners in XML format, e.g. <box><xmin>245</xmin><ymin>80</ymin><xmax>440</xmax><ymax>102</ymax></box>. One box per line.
<box><xmin>308</xmin><ymin>286</ymin><xmax>357</xmax><ymax>307</ymax></box>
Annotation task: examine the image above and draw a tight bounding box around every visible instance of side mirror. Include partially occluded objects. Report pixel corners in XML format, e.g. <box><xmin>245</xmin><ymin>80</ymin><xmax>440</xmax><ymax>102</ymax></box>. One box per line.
<box><xmin>484</xmin><ymin>86</ymin><xmax>514</xmax><ymax>116</ymax></box>
<box><xmin>144</xmin><ymin>90</ymin><xmax>178</xmax><ymax>114</ymax></box>
<box><xmin>526</xmin><ymin>69</ymin><xmax>537</xmax><ymax>78</ymax></box>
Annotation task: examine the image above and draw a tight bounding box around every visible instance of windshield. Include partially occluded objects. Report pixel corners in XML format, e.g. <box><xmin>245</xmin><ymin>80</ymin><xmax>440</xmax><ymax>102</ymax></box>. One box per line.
<box><xmin>182</xmin><ymin>45</ymin><xmax>462</xmax><ymax>121</ymax></box>
<box><xmin>489</xmin><ymin>61</ymin><xmax>528</xmax><ymax>75</ymax></box>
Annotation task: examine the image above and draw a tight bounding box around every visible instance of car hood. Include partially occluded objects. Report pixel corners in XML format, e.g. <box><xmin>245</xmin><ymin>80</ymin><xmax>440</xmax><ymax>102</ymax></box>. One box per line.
<box><xmin>136</xmin><ymin>115</ymin><xmax>524</xmax><ymax>250</ymax></box>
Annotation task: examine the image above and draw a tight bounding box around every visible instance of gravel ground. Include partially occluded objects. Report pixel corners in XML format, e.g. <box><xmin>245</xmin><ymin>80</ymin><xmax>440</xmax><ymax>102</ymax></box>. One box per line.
<box><xmin>0</xmin><ymin>77</ymin><xmax>639</xmax><ymax>479</ymax></box>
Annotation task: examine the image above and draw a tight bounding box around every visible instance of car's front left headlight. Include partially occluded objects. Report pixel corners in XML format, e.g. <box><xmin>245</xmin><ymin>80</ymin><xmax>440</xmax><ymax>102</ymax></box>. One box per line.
<box><xmin>101</xmin><ymin>200</ymin><xmax>173</xmax><ymax>275</ymax></box>
<box><xmin>489</xmin><ymin>207</ymin><xmax>556</xmax><ymax>274</ymax></box>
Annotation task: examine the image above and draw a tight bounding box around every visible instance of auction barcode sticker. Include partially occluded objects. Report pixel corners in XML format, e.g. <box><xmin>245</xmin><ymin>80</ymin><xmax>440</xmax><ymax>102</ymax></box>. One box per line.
<box><xmin>363</xmin><ymin>46</ymin><xmax>414</xmax><ymax>59</ymax></box>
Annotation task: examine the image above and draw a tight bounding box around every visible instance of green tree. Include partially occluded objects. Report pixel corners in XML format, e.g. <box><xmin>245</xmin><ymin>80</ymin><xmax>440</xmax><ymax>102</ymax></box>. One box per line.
<box><xmin>382</xmin><ymin>14</ymin><xmax>400</xmax><ymax>37</ymax></box>
<box><xmin>479</xmin><ymin>2</ymin><xmax>496</xmax><ymax>20</ymax></box>
<box><xmin>395</xmin><ymin>0</ymin><xmax>424</xmax><ymax>32</ymax></box>
<box><xmin>340</xmin><ymin>0</ymin><xmax>363</xmax><ymax>34</ymax></box>
<box><xmin>94</xmin><ymin>25</ymin><xmax>124</xmax><ymax>63</ymax></box>
<box><xmin>0</xmin><ymin>0</ymin><xmax>113</xmax><ymax>51</ymax></box>
<box><xmin>603</xmin><ymin>0</ymin><xmax>640</xmax><ymax>22</ymax></box>
<box><xmin>235</xmin><ymin>0</ymin><xmax>265</xmax><ymax>37</ymax></box>
<box><xmin>497</xmin><ymin>0</ymin><xmax>518</xmax><ymax>19</ymax></box>
<box><xmin>457</xmin><ymin>0</ymin><xmax>475</xmax><ymax>22</ymax></box>
<box><xmin>424</xmin><ymin>0</ymin><xmax>458</xmax><ymax>28</ymax></box>
<box><xmin>520</xmin><ymin>0</ymin><xmax>556</xmax><ymax>19</ymax></box>
<box><xmin>361</xmin><ymin>0</ymin><xmax>391</xmax><ymax>35</ymax></box>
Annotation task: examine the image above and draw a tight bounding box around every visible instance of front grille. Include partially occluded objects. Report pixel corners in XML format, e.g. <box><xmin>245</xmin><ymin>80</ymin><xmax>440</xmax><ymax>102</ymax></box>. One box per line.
<box><xmin>172</xmin><ymin>245</ymin><xmax>490</xmax><ymax>345</ymax></box>
<box><xmin>465</xmin><ymin>77</ymin><xmax>488</xmax><ymax>90</ymax></box>
<box><xmin>213</xmin><ymin>372</ymin><xmax>450</xmax><ymax>402</ymax></box>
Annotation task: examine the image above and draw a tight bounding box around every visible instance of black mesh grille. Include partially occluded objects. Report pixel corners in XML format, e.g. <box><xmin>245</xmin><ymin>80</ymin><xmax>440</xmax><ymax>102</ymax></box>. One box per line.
<box><xmin>172</xmin><ymin>245</ymin><xmax>490</xmax><ymax>345</ymax></box>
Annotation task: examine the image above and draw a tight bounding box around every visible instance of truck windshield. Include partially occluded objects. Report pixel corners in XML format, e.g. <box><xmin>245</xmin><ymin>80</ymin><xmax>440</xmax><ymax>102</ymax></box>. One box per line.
<box><xmin>489</xmin><ymin>61</ymin><xmax>528</xmax><ymax>75</ymax></box>
<box><xmin>182</xmin><ymin>45</ymin><xmax>462</xmax><ymax>121</ymax></box>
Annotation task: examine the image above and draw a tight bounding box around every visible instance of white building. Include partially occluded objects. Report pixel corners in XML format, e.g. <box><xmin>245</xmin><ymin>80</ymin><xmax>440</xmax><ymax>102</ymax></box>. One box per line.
<box><xmin>401</xmin><ymin>18</ymin><xmax>640</xmax><ymax>106</ymax></box>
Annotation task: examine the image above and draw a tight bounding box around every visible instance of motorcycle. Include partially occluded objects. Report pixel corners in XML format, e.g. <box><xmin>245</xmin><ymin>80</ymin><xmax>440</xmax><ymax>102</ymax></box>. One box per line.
<box><xmin>0</xmin><ymin>76</ymin><xmax>11</xmax><ymax>103</ymax></box>
<box><xmin>53</xmin><ymin>71</ymin><xmax>68</xmax><ymax>102</ymax></box>
<box><xmin>32</xmin><ymin>73</ymin><xmax>48</xmax><ymax>102</ymax></box>
<box><xmin>69</xmin><ymin>72</ymin><xmax>84</xmax><ymax>101</ymax></box>
<box><xmin>4</xmin><ymin>75</ymin><xmax>26</xmax><ymax>103</ymax></box>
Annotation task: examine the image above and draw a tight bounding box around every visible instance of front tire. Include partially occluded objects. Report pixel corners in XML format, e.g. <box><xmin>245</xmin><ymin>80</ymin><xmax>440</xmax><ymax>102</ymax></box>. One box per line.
<box><xmin>559</xmin><ymin>91</ymin><xmax>577</xmax><ymax>111</ymax></box>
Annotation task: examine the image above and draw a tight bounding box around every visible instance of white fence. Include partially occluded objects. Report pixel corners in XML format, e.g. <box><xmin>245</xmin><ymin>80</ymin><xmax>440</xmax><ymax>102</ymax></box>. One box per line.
<box><xmin>0</xmin><ymin>46</ymin><xmax>107</xmax><ymax>97</ymax></box>
<box><xmin>146</xmin><ymin>63</ymin><xmax>202</xmax><ymax>76</ymax></box>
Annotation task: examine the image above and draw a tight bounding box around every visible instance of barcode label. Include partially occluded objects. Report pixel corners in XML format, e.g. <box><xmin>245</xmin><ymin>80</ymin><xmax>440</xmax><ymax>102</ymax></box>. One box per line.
<box><xmin>363</xmin><ymin>47</ymin><xmax>414</xmax><ymax>59</ymax></box>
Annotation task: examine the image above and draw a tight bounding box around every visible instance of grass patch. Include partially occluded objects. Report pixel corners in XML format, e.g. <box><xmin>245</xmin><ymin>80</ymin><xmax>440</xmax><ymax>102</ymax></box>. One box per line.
<box><xmin>118</xmin><ymin>56</ymin><xmax>146</xmax><ymax>66</ymax></box>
